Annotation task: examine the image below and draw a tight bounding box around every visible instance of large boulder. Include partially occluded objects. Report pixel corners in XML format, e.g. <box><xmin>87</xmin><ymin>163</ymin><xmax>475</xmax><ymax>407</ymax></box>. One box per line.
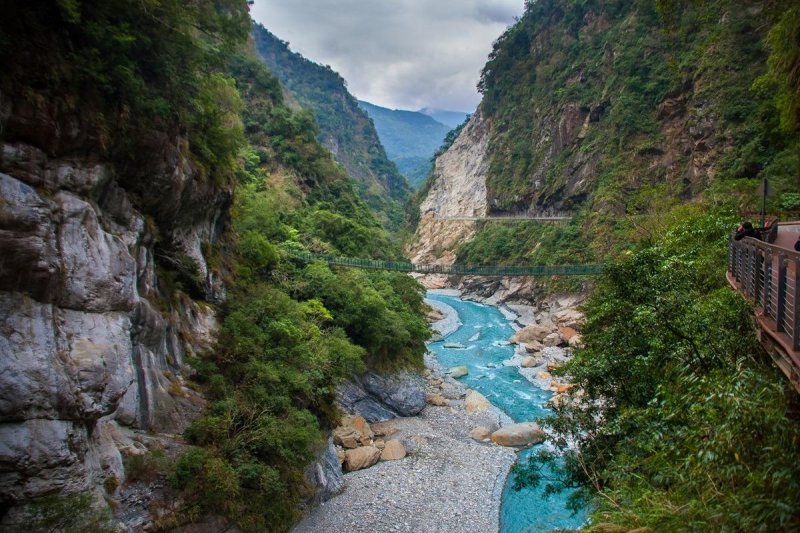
<box><xmin>380</xmin><ymin>440</ymin><xmax>407</xmax><ymax>461</ymax></box>
<box><xmin>337</xmin><ymin>371</ymin><xmax>427</xmax><ymax>423</ymax></box>
<box><xmin>360</xmin><ymin>371</ymin><xmax>426</xmax><ymax>417</ymax></box>
<box><xmin>447</xmin><ymin>366</ymin><xmax>469</xmax><ymax>378</ymax></box>
<box><xmin>554</xmin><ymin>309</ymin><xmax>584</xmax><ymax>329</ymax></box>
<box><xmin>509</xmin><ymin>324</ymin><xmax>551</xmax><ymax>344</ymax></box>
<box><xmin>464</xmin><ymin>390</ymin><xmax>491</xmax><ymax>413</ymax></box>
<box><xmin>469</xmin><ymin>426</ymin><xmax>491</xmax><ymax>442</ymax></box>
<box><xmin>343</xmin><ymin>446</ymin><xmax>381</xmax><ymax>471</ymax></box>
<box><xmin>491</xmin><ymin>423</ymin><xmax>546</xmax><ymax>447</ymax></box>
<box><xmin>542</xmin><ymin>332</ymin><xmax>562</xmax><ymax>347</ymax></box>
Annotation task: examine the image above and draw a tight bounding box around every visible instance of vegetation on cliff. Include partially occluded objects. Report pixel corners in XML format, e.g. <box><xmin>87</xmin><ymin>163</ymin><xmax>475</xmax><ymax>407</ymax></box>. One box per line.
<box><xmin>518</xmin><ymin>202</ymin><xmax>800</xmax><ymax>531</ymax></box>
<box><xmin>251</xmin><ymin>24</ymin><xmax>409</xmax><ymax>228</ymax></box>
<box><xmin>454</xmin><ymin>0</ymin><xmax>799</xmax><ymax>267</ymax></box>
<box><xmin>1</xmin><ymin>2</ymin><xmax>427</xmax><ymax>531</ymax></box>
<box><xmin>168</xmin><ymin>48</ymin><xmax>428</xmax><ymax>533</ymax></box>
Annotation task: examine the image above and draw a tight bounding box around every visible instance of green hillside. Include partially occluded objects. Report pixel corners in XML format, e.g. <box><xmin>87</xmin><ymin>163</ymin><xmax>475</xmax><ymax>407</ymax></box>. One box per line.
<box><xmin>358</xmin><ymin>100</ymin><xmax>453</xmax><ymax>188</ymax></box>
<box><xmin>456</xmin><ymin>0</ymin><xmax>798</xmax><ymax>266</ymax></box>
<box><xmin>458</xmin><ymin>1</ymin><xmax>800</xmax><ymax>530</ymax></box>
<box><xmin>251</xmin><ymin>24</ymin><xmax>409</xmax><ymax>228</ymax></box>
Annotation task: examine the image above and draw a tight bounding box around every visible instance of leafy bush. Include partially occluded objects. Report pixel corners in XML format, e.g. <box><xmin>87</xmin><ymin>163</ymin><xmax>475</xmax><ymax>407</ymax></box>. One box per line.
<box><xmin>517</xmin><ymin>204</ymin><xmax>800</xmax><ymax>531</ymax></box>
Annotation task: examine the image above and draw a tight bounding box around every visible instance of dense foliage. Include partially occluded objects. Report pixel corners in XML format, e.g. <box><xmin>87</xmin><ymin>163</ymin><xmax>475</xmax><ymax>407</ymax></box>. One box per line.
<box><xmin>251</xmin><ymin>24</ymin><xmax>409</xmax><ymax>228</ymax></box>
<box><xmin>166</xmin><ymin>53</ymin><xmax>428</xmax><ymax>532</ymax></box>
<box><xmin>2</xmin><ymin>4</ymin><xmax>428</xmax><ymax>531</ymax></box>
<box><xmin>516</xmin><ymin>203</ymin><xmax>800</xmax><ymax>531</ymax></box>
<box><xmin>0</xmin><ymin>0</ymin><xmax>250</xmax><ymax>179</ymax></box>
<box><xmin>463</xmin><ymin>0</ymin><xmax>799</xmax><ymax>264</ymax></box>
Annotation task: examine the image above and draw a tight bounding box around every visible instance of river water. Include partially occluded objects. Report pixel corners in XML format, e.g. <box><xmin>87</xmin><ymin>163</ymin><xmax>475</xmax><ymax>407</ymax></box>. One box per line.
<box><xmin>426</xmin><ymin>292</ymin><xmax>585</xmax><ymax>533</ymax></box>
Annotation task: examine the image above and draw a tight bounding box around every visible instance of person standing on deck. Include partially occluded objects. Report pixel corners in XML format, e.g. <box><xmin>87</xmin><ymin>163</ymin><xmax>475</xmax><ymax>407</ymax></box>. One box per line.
<box><xmin>734</xmin><ymin>221</ymin><xmax>760</xmax><ymax>241</ymax></box>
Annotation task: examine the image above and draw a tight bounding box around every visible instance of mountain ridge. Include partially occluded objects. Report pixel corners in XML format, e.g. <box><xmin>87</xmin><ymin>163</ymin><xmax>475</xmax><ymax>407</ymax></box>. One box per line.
<box><xmin>358</xmin><ymin>100</ymin><xmax>452</xmax><ymax>189</ymax></box>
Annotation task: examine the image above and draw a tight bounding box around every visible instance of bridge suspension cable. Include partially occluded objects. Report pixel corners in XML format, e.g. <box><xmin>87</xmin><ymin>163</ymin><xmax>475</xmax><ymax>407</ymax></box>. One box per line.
<box><xmin>289</xmin><ymin>251</ymin><xmax>603</xmax><ymax>277</ymax></box>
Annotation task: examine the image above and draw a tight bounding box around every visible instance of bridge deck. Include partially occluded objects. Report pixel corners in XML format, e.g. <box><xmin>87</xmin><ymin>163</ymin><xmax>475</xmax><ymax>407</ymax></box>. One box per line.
<box><xmin>728</xmin><ymin>222</ymin><xmax>800</xmax><ymax>393</ymax></box>
<box><xmin>434</xmin><ymin>216</ymin><xmax>571</xmax><ymax>222</ymax></box>
<box><xmin>290</xmin><ymin>251</ymin><xmax>603</xmax><ymax>277</ymax></box>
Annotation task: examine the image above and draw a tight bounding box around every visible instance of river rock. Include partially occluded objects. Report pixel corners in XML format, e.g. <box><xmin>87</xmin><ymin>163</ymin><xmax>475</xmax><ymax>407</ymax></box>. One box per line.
<box><xmin>305</xmin><ymin>438</ymin><xmax>344</xmax><ymax>504</ymax></box>
<box><xmin>469</xmin><ymin>426</ymin><xmax>492</xmax><ymax>441</ymax></box>
<box><xmin>554</xmin><ymin>309</ymin><xmax>584</xmax><ymax>329</ymax></box>
<box><xmin>490</xmin><ymin>423</ymin><xmax>546</xmax><ymax>447</ymax></box>
<box><xmin>427</xmin><ymin>393</ymin><xmax>449</xmax><ymax>406</ymax></box>
<box><xmin>447</xmin><ymin>366</ymin><xmax>469</xmax><ymax>378</ymax></box>
<box><xmin>332</xmin><ymin>427</ymin><xmax>360</xmax><ymax>449</ymax></box>
<box><xmin>370</xmin><ymin>421</ymin><xmax>398</xmax><ymax>437</ymax></box>
<box><xmin>536</xmin><ymin>371</ymin><xmax>553</xmax><ymax>380</ymax></box>
<box><xmin>380</xmin><ymin>440</ymin><xmax>407</xmax><ymax>461</ymax></box>
<box><xmin>543</xmin><ymin>332</ymin><xmax>562</xmax><ymax>347</ymax></box>
<box><xmin>520</xmin><ymin>356</ymin><xmax>538</xmax><ymax>368</ymax></box>
<box><xmin>524</xmin><ymin>340</ymin><xmax>544</xmax><ymax>352</ymax></box>
<box><xmin>551</xmin><ymin>382</ymin><xmax>574</xmax><ymax>394</ymax></box>
<box><xmin>558</xmin><ymin>326</ymin><xmax>578</xmax><ymax>341</ymax></box>
<box><xmin>443</xmin><ymin>342</ymin><xmax>466</xmax><ymax>349</ymax></box>
<box><xmin>568</xmin><ymin>334</ymin><xmax>584</xmax><ymax>348</ymax></box>
<box><xmin>348</xmin><ymin>415</ymin><xmax>373</xmax><ymax>439</ymax></box>
<box><xmin>509</xmin><ymin>324</ymin><xmax>551</xmax><ymax>344</ymax></box>
<box><xmin>343</xmin><ymin>446</ymin><xmax>381</xmax><ymax>471</ymax></box>
<box><xmin>464</xmin><ymin>390</ymin><xmax>491</xmax><ymax>412</ymax></box>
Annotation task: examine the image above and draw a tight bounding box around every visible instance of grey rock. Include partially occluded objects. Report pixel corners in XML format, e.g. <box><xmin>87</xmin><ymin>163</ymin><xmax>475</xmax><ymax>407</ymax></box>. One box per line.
<box><xmin>305</xmin><ymin>438</ymin><xmax>344</xmax><ymax>505</ymax></box>
<box><xmin>361</xmin><ymin>371</ymin><xmax>426</xmax><ymax>417</ymax></box>
<box><xmin>337</xmin><ymin>371</ymin><xmax>426</xmax><ymax>422</ymax></box>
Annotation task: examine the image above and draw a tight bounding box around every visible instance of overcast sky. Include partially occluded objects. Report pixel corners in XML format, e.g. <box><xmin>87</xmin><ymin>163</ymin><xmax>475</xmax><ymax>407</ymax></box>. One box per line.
<box><xmin>250</xmin><ymin>0</ymin><xmax>524</xmax><ymax>112</ymax></box>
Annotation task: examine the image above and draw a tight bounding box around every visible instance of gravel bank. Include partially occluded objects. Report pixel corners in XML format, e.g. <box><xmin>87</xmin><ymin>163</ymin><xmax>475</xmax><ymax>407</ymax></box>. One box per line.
<box><xmin>293</xmin><ymin>353</ymin><xmax>516</xmax><ymax>533</ymax></box>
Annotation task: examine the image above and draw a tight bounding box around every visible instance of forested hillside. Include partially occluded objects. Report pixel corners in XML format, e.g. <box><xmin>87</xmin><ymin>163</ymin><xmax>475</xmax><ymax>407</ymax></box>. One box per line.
<box><xmin>0</xmin><ymin>2</ymin><xmax>427</xmax><ymax>531</ymax></box>
<box><xmin>429</xmin><ymin>1</ymin><xmax>800</xmax><ymax>530</ymax></box>
<box><xmin>359</xmin><ymin>100</ymin><xmax>453</xmax><ymax>188</ymax></box>
<box><xmin>452</xmin><ymin>0</ymin><xmax>799</xmax><ymax>267</ymax></box>
<box><xmin>251</xmin><ymin>24</ymin><xmax>409</xmax><ymax>228</ymax></box>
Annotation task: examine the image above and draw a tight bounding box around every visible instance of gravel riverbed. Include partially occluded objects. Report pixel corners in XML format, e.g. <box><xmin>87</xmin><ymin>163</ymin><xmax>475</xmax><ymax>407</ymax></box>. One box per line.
<box><xmin>293</xmin><ymin>299</ymin><xmax>517</xmax><ymax>533</ymax></box>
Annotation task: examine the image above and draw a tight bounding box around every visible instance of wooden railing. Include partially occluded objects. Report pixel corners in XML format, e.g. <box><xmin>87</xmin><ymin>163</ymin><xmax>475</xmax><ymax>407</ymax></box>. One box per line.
<box><xmin>728</xmin><ymin>236</ymin><xmax>800</xmax><ymax>391</ymax></box>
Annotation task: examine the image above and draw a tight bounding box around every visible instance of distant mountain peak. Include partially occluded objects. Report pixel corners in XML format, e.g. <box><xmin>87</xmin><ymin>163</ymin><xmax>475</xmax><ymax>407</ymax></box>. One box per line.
<box><xmin>417</xmin><ymin>107</ymin><xmax>471</xmax><ymax>128</ymax></box>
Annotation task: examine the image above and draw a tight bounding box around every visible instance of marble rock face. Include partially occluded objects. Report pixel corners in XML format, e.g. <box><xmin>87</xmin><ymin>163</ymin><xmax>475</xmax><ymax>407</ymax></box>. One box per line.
<box><xmin>0</xmin><ymin>109</ymin><xmax>228</xmax><ymax>523</ymax></box>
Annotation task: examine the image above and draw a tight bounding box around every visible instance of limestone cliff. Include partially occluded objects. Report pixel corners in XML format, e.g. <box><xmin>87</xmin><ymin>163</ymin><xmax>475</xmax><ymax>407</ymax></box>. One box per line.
<box><xmin>0</xmin><ymin>89</ymin><xmax>224</xmax><ymax>523</ymax></box>
<box><xmin>408</xmin><ymin>110</ymin><xmax>491</xmax><ymax>267</ymax></box>
<box><xmin>410</xmin><ymin>0</ymin><xmax>798</xmax><ymax>276</ymax></box>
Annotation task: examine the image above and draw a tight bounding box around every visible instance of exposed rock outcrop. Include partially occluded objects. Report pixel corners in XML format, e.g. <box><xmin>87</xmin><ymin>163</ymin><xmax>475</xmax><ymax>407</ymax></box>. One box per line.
<box><xmin>407</xmin><ymin>110</ymin><xmax>491</xmax><ymax>267</ymax></box>
<box><xmin>0</xmin><ymin>91</ymin><xmax>226</xmax><ymax>522</ymax></box>
<box><xmin>337</xmin><ymin>371</ymin><xmax>427</xmax><ymax>422</ymax></box>
<box><xmin>305</xmin><ymin>438</ymin><xmax>345</xmax><ymax>504</ymax></box>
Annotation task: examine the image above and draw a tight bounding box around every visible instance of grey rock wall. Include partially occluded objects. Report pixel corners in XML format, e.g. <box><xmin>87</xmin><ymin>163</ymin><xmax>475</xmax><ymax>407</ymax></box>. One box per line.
<box><xmin>0</xmin><ymin>93</ymin><xmax>223</xmax><ymax>520</ymax></box>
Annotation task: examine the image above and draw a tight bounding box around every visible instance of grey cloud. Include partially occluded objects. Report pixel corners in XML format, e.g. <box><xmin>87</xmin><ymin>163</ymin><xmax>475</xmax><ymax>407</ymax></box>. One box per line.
<box><xmin>250</xmin><ymin>0</ymin><xmax>523</xmax><ymax>111</ymax></box>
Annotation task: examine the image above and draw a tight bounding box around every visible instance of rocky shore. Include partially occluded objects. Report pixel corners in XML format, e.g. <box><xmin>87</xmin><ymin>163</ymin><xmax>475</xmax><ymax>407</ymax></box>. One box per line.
<box><xmin>294</xmin><ymin>351</ymin><xmax>516</xmax><ymax>533</ymax></box>
<box><xmin>294</xmin><ymin>287</ymin><xmax>586</xmax><ymax>533</ymax></box>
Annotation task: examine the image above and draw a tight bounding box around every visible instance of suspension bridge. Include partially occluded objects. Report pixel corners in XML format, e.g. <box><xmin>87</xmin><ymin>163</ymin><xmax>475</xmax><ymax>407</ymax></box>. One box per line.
<box><xmin>290</xmin><ymin>251</ymin><xmax>604</xmax><ymax>277</ymax></box>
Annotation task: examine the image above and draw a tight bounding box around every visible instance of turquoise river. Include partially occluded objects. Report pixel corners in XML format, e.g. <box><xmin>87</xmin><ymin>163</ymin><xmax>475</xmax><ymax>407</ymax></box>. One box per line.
<box><xmin>426</xmin><ymin>292</ymin><xmax>586</xmax><ymax>533</ymax></box>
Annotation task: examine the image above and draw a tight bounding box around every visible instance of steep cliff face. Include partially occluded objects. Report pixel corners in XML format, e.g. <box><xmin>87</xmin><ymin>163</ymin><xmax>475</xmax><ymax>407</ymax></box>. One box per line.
<box><xmin>252</xmin><ymin>24</ymin><xmax>410</xmax><ymax>227</ymax></box>
<box><xmin>408</xmin><ymin>110</ymin><xmax>491</xmax><ymax>266</ymax></box>
<box><xmin>411</xmin><ymin>0</ymin><xmax>798</xmax><ymax>269</ymax></box>
<box><xmin>0</xmin><ymin>91</ymin><xmax>225</xmax><ymax>521</ymax></box>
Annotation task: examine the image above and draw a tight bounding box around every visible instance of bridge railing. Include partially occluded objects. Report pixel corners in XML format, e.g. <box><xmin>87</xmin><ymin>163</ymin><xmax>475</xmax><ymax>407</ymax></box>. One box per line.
<box><xmin>289</xmin><ymin>251</ymin><xmax>604</xmax><ymax>277</ymax></box>
<box><xmin>729</xmin><ymin>236</ymin><xmax>800</xmax><ymax>351</ymax></box>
